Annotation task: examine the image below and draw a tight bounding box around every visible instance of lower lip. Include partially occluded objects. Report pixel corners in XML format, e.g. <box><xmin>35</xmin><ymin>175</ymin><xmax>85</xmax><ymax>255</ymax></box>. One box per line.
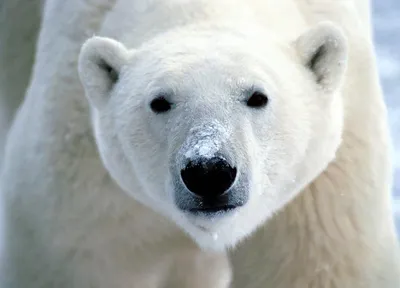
<box><xmin>188</xmin><ymin>205</ymin><xmax>237</xmax><ymax>215</ymax></box>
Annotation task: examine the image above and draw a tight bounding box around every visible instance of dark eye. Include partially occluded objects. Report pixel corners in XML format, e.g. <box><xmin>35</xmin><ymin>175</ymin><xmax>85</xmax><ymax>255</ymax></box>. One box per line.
<box><xmin>150</xmin><ymin>96</ymin><xmax>172</xmax><ymax>114</ymax></box>
<box><xmin>246</xmin><ymin>91</ymin><xmax>269</xmax><ymax>108</ymax></box>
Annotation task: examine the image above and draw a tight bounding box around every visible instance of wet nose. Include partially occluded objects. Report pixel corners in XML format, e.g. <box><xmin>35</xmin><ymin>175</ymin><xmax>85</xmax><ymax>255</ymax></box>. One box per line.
<box><xmin>180</xmin><ymin>157</ymin><xmax>237</xmax><ymax>198</ymax></box>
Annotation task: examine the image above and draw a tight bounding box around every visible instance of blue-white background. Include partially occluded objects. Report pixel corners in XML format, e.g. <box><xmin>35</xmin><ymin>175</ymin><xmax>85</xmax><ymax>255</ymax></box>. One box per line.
<box><xmin>373</xmin><ymin>0</ymin><xmax>400</xmax><ymax>235</ymax></box>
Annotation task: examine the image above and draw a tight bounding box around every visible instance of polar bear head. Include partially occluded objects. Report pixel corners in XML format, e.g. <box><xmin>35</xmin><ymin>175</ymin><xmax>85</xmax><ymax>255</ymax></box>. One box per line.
<box><xmin>78</xmin><ymin>22</ymin><xmax>348</xmax><ymax>251</ymax></box>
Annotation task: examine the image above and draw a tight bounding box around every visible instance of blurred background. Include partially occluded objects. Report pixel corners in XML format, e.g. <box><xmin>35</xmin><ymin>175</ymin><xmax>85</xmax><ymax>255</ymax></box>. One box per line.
<box><xmin>373</xmin><ymin>0</ymin><xmax>400</xmax><ymax>235</ymax></box>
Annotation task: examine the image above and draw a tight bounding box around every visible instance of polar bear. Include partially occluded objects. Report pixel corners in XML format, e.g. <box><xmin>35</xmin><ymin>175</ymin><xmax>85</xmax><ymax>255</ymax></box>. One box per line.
<box><xmin>0</xmin><ymin>0</ymin><xmax>399</xmax><ymax>288</ymax></box>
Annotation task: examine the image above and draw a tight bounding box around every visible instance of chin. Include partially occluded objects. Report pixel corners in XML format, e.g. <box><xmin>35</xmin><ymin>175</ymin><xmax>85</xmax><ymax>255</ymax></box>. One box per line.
<box><xmin>168</xmin><ymin>203</ymin><xmax>248</xmax><ymax>251</ymax></box>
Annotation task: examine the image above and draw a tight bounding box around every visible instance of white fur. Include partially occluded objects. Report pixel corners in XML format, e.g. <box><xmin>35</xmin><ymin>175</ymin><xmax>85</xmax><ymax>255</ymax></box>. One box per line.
<box><xmin>0</xmin><ymin>0</ymin><xmax>399</xmax><ymax>287</ymax></box>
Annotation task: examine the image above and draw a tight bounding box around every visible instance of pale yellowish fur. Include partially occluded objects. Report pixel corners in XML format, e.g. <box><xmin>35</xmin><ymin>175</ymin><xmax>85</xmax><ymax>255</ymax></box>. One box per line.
<box><xmin>0</xmin><ymin>1</ymin><xmax>398</xmax><ymax>288</ymax></box>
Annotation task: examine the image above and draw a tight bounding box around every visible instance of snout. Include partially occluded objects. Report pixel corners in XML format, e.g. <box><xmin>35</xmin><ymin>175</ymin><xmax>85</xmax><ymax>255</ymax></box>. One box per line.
<box><xmin>172</xmin><ymin>122</ymin><xmax>248</xmax><ymax>216</ymax></box>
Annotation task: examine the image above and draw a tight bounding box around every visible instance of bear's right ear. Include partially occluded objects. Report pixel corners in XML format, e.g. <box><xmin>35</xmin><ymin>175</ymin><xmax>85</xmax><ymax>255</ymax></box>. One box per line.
<box><xmin>78</xmin><ymin>36</ymin><xmax>130</xmax><ymax>109</ymax></box>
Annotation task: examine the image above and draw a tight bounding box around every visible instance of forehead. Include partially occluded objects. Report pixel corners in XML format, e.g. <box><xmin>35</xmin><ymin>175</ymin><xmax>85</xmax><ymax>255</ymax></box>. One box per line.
<box><xmin>126</xmin><ymin>47</ymin><xmax>284</xmax><ymax>96</ymax></box>
<box><xmin>119</xmin><ymin>31</ymin><xmax>301</xmax><ymax>104</ymax></box>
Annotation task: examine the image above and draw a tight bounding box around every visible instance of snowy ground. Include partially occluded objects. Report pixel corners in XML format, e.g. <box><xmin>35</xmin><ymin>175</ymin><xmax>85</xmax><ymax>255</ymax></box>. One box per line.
<box><xmin>372</xmin><ymin>0</ymin><xmax>400</xmax><ymax>235</ymax></box>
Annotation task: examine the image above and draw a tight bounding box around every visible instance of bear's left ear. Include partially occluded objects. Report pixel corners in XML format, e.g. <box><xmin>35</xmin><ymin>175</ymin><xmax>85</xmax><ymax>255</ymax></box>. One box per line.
<box><xmin>295</xmin><ymin>22</ymin><xmax>348</xmax><ymax>92</ymax></box>
<box><xmin>78</xmin><ymin>36</ymin><xmax>130</xmax><ymax>109</ymax></box>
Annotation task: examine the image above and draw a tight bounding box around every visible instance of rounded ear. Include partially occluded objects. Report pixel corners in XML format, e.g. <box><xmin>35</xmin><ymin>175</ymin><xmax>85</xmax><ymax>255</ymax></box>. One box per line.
<box><xmin>78</xmin><ymin>36</ymin><xmax>130</xmax><ymax>109</ymax></box>
<box><xmin>295</xmin><ymin>21</ymin><xmax>348</xmax><ymax>92</ymax></box>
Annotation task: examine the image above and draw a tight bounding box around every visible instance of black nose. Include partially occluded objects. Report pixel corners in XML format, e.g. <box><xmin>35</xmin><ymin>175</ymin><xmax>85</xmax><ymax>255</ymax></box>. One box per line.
<box><xmin>180</xmin><ymin>157</ymin><xmax>237</xmax><ymax>198</ymax></box>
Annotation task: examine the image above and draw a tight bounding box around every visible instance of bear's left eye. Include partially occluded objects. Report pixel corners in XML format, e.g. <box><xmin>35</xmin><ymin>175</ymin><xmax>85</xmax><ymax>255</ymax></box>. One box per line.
<box><xmin>246</xmin><ymin>91</ymin><xmax>269</xmax><ymax>108</ymax></box>
<box><xmin>150</xmin><ymin>96</ymin><xmax>172</xmax><ymax>114</ymax></box>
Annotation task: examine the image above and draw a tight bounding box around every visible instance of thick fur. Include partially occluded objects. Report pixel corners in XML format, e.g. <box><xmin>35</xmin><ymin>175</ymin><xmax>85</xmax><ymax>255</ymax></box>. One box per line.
<box><xmin>0</xmin><ymin>1</ymin><xmax>399</xmax><ymax>288</ymax></box>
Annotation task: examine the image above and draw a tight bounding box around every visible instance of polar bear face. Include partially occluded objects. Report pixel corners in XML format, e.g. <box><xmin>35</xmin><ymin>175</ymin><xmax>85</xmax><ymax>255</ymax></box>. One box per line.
<box><xmin>78</xmin><ymin>22</ymin><xmax>348</xmax><ymax>251</ymax></box>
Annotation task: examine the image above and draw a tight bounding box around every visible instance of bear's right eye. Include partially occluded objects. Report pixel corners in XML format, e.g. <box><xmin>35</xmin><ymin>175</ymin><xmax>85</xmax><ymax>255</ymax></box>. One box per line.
<box><xmin>150</xmin><ymin>96</ymin><xmax>172</xmax><ymax>114</ymax></box>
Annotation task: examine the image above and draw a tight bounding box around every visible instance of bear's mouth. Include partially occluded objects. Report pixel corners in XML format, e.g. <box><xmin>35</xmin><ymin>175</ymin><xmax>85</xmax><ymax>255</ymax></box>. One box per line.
<box><xmin>188</xmin><ymin>204</ymin><xmax>237</xmax><ymax>215</ymax></box>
